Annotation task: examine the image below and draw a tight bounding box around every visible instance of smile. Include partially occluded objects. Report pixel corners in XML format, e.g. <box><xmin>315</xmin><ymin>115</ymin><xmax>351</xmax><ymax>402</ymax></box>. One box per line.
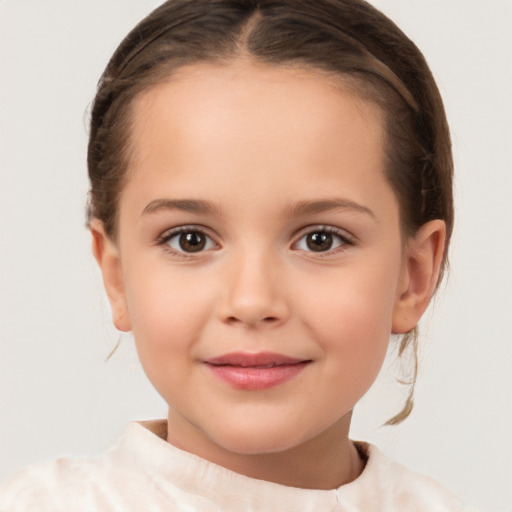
<box><xmin>204</xmin><ymin>352</ymin><xmax>311</xmax><ymax>391</ymax></box>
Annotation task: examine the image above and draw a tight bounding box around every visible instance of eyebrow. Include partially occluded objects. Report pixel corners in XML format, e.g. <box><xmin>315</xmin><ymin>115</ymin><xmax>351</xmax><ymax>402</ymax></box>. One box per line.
<box><xmin>285</xmin><ymin>198</ymin><xmax>376</xmax><ymax>220</ymax></box>
<box><xmin>141</xmin><ymin>197</ymin><xmax>375</xmax><ymax>220</ymax></box>
<box><xmin>142</xmin><ymin>198</ymin><xmax>221</xmax><ymax>216</ymax></box>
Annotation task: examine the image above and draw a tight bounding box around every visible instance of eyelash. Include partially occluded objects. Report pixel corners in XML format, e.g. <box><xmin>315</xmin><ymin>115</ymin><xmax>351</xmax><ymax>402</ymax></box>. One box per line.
<box><xmin>156</xmin><ymin>226</ymin><xmax>218</xmax><ymax>258</ymax></box>
<box><xmin>156</xmin><ymin>225</ymin><xmax>355</xmax><ymax>258</ymax></box>
<box><xmin>292</xmin><ymin>226</ymin><xmax>355</xmax><ymax>256</ymax></box>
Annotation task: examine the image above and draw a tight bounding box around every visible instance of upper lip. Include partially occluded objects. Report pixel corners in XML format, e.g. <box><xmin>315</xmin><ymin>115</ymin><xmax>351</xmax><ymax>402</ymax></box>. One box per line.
<box><xmin>204</xmin><ymin>352</ymin><xmax>309</xmax><ymax>367</ymax></box>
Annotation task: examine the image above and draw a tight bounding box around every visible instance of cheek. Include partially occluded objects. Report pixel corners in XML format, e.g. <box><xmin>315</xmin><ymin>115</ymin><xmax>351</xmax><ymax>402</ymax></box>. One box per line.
<box><xmin>123</xmin><ymin>266</ymin><xmax>214</xmax><ymax>364</ymax></box>
<box><xmin>300</xmin><ymin>259</ymin><xmax>401</xmax><ymax>383</ymax></box>
<box><xmin>320</xmin><ymin>295</ymin><xmax>391</xmax><ymax>378</ymax></box>
<box><xmin>303</xmin><ymin>261</ymin><xmax>398</xmax><ymax>336</ymax></box>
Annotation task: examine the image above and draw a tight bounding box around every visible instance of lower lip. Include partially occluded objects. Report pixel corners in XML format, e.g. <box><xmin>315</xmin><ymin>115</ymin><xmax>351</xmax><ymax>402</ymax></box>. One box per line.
<box><xmin>205</xmin><ymin>362</ymin><xmax>310</xmax><ymax>390</ymax></box>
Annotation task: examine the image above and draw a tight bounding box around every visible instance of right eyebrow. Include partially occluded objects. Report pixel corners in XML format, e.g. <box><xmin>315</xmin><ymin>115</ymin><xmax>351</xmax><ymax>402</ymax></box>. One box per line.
<box><xmin>141</xmin><ymin>198</ymin><xmax>221</xmax><ymax>217</ymax></box>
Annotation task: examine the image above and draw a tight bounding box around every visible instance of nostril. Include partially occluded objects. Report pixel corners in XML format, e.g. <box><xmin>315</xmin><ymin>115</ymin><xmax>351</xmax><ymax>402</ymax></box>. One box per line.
<box><xmin>224</xmin><ymin>315</ymin><xmax>279</xmax><ymax>326</ymax></box>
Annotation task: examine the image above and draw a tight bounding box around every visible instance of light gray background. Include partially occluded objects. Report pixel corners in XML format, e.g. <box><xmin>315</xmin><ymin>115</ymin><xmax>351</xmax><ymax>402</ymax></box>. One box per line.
<box><xmin>0</xmin><ymin>1</ymin><xmax>511</xmax><ymax>510</ymax></box>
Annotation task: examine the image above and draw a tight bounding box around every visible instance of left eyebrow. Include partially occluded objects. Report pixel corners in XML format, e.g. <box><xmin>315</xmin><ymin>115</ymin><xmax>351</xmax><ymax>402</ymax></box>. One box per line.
<box><xmin>141</xmin><ymin>198</ymin><xmax>221</xmax><ymax>217</ymax></box>
<box><xmin>284</xmin><ymin>198</ymin><xmax>376</xmax><ymax>220</ymax></box>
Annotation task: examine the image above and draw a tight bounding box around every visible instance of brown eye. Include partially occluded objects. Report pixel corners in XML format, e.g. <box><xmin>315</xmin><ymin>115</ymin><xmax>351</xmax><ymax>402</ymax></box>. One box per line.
<box><xmin>179</xmin><ymin>231</ymin><xmax>206</xmax><ymax>252</ymax></box>
<box><xmin>164</xmin><ymin>229</ymin><xmax>215</xmax><ymax>253</ymax></box>
<box><xmin>295</xmin><ymin>228</ymin><xmax>348</xmax><ymax>253</ymax></box>
<box><xmin>306</xmin><ymin>232</ymin><xmax>333</xmax><ymax>252</ymax></box>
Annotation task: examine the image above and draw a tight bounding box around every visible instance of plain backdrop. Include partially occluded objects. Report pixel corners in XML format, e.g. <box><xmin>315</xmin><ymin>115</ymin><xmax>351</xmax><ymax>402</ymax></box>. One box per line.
<box><xmin>0</xmin><ymin>1</ymin><xmax>511</xmax><ymax>510</ymax></box>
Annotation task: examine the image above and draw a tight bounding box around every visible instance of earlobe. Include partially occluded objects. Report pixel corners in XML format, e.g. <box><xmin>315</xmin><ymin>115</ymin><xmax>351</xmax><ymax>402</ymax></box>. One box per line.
<box><xmin>90</xmin><ymin>219</ymin><xmax>132</xmax><ymax>332</ymax></box>
<box><xmin>392</xmin><ymin>220</ymin><xmax>446</xmax><ymax>334</ymax></box>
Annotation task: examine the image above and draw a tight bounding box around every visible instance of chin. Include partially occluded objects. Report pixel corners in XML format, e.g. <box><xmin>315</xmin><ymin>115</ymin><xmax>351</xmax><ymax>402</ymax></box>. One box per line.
<box><xmin>208</xmin><ymin>421</ymin><xmax>315</xmax><ymax>456</ymax></box>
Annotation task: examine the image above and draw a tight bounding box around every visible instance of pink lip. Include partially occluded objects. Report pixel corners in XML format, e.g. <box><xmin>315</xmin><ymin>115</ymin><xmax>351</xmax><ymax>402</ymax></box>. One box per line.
<box><xmin>204</xmin><ymin>352</ymin><xmax>311</xmax><ymax>391</ymax></box>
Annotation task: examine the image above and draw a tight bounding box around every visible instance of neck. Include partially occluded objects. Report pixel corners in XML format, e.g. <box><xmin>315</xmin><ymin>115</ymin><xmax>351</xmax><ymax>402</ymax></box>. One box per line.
<box><xmin>166</xmin><ymin>410</ymin><xmax>364</xmax><ymax>490</ymax></box>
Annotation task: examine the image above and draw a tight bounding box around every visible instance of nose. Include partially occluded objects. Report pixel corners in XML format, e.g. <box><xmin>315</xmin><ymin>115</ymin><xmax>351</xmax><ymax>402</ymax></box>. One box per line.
<box><xmin>218</xmin><ymin>250</ymin><xmax>290</xmax><ymax>328</ymax></box>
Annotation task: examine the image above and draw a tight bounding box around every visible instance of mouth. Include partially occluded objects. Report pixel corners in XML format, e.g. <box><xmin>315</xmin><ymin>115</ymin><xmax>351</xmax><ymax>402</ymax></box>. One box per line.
<box><xmin>203</xmin><ymin>352</ymin><xmax>312</xmax><ymax>391</ymax></box>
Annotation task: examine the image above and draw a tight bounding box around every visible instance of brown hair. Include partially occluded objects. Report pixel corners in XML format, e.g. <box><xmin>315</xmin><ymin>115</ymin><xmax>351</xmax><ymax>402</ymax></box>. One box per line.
<box><xmin>87</xmin><ymin>0</ymin><xmax>453</xmax><ymax>424</ymax></box>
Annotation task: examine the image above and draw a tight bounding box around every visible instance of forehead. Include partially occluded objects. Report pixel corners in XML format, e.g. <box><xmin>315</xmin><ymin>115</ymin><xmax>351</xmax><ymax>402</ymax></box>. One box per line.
<box><xmin>120</xmin><ymin>62</ymin><xmax>394</xmax><ymax>220</ymax></box>
<box><xmin>127</xmin><ymin>60</ymin><xmax>386</xmax><ymax>176</ymax></box>
<box><xmin>119</xmin><ymin>60</ymin><xmax>400</xmax><ymax>237</ymax></box>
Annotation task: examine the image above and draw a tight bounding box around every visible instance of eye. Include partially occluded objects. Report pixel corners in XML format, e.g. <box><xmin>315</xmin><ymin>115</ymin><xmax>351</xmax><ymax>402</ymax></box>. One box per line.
<box><xmin>162</xmin><ymin>228</ymin><xmax>217</xmax><ymax>253</ymax></box>
<box><xmin>294</xmin><ymin>228</ymin><xmax>351</xmax><ymax>253</ymax></box>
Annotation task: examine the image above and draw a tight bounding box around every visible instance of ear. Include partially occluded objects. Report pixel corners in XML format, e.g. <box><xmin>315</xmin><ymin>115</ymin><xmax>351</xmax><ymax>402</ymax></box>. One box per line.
<box><xmin>90</xmin><ymin>219</ymin><xmax>132</xmax><ymax>332</ymax></box>
<box><xmin>392</xmin><ymin>220</ymin><xmax>446</xmax><ymax>334</ymax></box>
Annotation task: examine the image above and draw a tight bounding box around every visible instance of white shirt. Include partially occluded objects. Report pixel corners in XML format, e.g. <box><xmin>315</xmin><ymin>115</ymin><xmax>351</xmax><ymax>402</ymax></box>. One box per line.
<box><xmin>0</xmin><ymin>420</ymin><xmax>475</xmax><ymax>511</ymax></box>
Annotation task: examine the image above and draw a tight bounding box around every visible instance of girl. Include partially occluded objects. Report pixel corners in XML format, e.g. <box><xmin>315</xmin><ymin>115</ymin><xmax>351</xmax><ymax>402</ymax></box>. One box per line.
<box><xmin>0</xmin><ymin>0</ymin><xmax>487</xmax><ymax>509</ymax></box>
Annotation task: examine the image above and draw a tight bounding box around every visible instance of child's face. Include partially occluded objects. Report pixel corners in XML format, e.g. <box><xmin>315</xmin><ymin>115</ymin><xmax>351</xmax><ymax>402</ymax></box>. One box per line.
<box><xmin>104</xmin><ymin>62</ymin><xmax>411</xmax><ymax>456</ymax></box>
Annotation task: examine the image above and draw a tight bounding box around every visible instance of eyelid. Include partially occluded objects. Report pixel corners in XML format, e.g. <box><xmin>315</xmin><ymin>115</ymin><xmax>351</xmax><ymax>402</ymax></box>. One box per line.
<box><xmin>156</xmin><ymin>225</ymin><xmax>220</xmax><ymax>255</ymax></box>
<box><xmin>155</xmin><ymin>224</ymin><xmax>355</xmax><ymax>257</ymax></box>
<box><xmin>291</xmin><ymin>225</ymin><xmax>356</xmax><ymax>253</ymax></box>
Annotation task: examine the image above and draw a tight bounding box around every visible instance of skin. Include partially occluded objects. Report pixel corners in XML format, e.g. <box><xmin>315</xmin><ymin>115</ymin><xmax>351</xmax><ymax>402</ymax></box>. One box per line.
<box><xmin>91</xmin><ymin>61</ymin><xmax>445</xmax><ymax>490</ymax></box>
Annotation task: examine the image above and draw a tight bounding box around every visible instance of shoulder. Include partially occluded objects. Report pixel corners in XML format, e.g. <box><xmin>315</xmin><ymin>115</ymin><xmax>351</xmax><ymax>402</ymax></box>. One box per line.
<box><xmin>0</xmin><ymin>457</ymin><xmax>104</xmax><ymax>512</ymax></box>
<box><xmin>344</xmin><ymin>442</ymin><xmax>478</xmax><ymax>512</ymax></box>
<box><xmin>0</xmin><ymin>420</ymin><xmax>185</xmax><ymax>512</ymax></box>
